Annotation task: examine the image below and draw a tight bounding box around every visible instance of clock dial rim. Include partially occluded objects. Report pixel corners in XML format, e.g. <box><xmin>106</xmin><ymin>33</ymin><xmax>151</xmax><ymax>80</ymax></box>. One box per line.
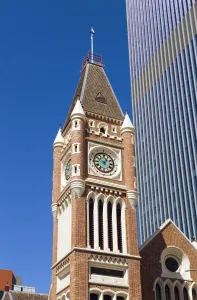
<box><xmin>93</xmin><ymin>152</ymin><xmax>115</xmax><ymax>174</ymax></box>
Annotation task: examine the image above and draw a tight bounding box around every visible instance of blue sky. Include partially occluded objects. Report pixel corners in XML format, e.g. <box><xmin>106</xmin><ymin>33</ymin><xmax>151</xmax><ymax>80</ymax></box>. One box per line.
<box><xmin>0</xmin><ymin>0</ymin><xmax>131</xmax><ymax>294</ymax></box>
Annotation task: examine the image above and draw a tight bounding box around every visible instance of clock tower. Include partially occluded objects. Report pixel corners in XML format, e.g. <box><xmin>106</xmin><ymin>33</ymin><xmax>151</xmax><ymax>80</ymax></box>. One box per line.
<box><xmin>50</xmin><ymin>53</ymin><xmax>142</xmax><ymax>300</ymax></box>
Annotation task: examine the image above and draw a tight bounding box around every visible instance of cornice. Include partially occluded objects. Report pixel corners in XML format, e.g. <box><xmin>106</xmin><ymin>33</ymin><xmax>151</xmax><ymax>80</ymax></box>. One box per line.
<box><xmin>85</xmin><ymin>136</ymin><xmax>124</xmax><ymax>149</ymax></box>
<box><xmin>86</xmin><ymin>178</ymin><xmax>127</xmax><ymax>192</ymax></box>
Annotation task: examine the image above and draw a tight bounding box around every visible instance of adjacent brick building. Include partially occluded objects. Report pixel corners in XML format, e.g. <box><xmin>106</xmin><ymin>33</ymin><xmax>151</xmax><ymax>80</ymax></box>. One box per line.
<box><xmin>140</xmin><ymin>219</ymin><xmax>197</xmax><ymax>300</ymax></box>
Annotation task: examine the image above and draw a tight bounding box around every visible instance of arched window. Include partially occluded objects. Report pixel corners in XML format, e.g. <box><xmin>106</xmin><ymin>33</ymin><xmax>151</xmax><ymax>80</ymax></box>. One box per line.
<box><xmin>156</xmin><ymin>283</ymin><xmax>162</xmax><ymax>300</ymax></box>
<box><xmin>165</xmin><ymin>285</ymin><xmax>171</xmax><ymax>300</ymax></box>
<box><xmin>98</xmin><ymin>200</ymin><xmax>104</xmax><ymax>250</ymax></box>
<box><xmin>89</xmin><ymin>199</ymin><xmax>94</xmax><ymax>248</ymax></box>
<box><xmin>90</xmin><ymin>294</ymin><xmax>99</xmax><ymax>300</ymax></box>
<box><xmin>183</xmin><ymin>288</ymin><xmax>189</xmax><ymax>300</ymax></box>
<box><xmin>117</xmin><ymin>297</ymin><xmax>124</xmax><ymax>300</ymax></box>
<box><xmin>104</xmin><ymin>296</ymin><xmax>112</xmax><ymax>300</ymax></box>
<box><xmin>108</xmin><ymin>202</ymin><xmax>113</xmax><ymax>251</ymax></box>
<box><xmin>100</xmin><ymin>126</ymin><xmax>106</xmax><ymax>134</ymax></box>
<box><xmin>174</xmin><ymin>286</ymin><xmax>180</xmax><ymax>300</ymax></box>
<box><xmin>192</xmin><ymin>289</ymin><xmax>197</xmax><ymax>300</ymax></box>
<box><xmin>117</xmin><ymin>203</ymin><xmax>122</xmax><ymax>253</ymax></box>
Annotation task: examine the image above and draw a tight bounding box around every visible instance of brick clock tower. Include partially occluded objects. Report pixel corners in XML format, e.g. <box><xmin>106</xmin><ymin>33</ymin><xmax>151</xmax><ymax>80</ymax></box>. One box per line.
<box><xmin>50</xmin><ymin>53</ymin><xmax>142</xmax><ymax>300</ymax></box>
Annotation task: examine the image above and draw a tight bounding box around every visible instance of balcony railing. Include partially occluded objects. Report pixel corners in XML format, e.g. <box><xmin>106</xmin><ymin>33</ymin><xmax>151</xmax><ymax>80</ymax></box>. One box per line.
<box><xmin>82</xmin><ymin>51</ymin><xmax>103</xmax><ymax>69</ymax></box>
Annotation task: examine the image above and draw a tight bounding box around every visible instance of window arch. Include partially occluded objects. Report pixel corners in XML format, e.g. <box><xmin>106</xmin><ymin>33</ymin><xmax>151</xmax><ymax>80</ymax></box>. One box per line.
<box><xmin>98</xmin><ymin>199</ymin><xmax>104</xmax><ymax>250</ymax></box>
<box><xmin>165</xmin><ymin>285</ymin><xmax>171</xmax><ymax>300</ymax></box>
<box><xmin>98</xmin><ymin>122</ymin><xmax>108</xmax><ymax>135</ymax></box>
<box><xmin>117</xmin><ymin>203</ymin><xmax>122</xmax><ymax>253</ymax></box>
<box><xmin>193</xmin><ymin>289</ymin><xmax>197</xmax><ymax>300</ymax></box>
<box><xmin>89</xmin><ymin>198</ymin><xmax>94</xmax><ymax>249</ymax></box>
<box><xmin>155</xmin><ymin>283</ymin><xmax>162</xmax><ymax>300</ymax></box>
<box><xmin>183</xmin><ymin>287</ymin><xmax>189</xmax><ymax>300</ymax></box>
<box><xmin>108</xmin><ymin>201</ymin><xmax>113</xmax><ymax>251</ymax></box>
<box><xmin>174</xmin><ymin>286</ymin><xmax>180</xmax><ymax>300</ymax></box>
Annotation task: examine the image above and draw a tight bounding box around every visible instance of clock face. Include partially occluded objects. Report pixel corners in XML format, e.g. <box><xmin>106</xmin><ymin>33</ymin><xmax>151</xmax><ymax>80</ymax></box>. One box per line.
<box><xmin>93</xmin><ymin>153</ymin><xmax>115</xmax><ymax>173</ymax></box>
<box><xmin>65</xmin><ymin>159</ymin><xmax>71</xmax><ymax>181</ymax></box>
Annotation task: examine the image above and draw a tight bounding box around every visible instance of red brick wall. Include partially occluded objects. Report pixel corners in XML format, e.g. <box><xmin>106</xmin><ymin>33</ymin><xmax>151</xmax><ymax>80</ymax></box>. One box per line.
<box><xmin>140</xmin><ymin>222</ymin><xmax>197</xmax><ymax>300</ymax></box>
<box><xmin>0</xmin><ymin>269</ymin><xmax>13</xmax><ymax>291</ymax></box>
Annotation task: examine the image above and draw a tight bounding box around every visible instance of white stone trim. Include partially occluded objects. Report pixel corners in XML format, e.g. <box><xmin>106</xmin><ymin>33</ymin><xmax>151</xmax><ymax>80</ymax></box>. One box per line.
<box><xmin>72</xmin><ymin>164</ymin><xmax>80</xmax><ymax>177</ymax></box>
<box><xmin>89</xmin><ymin>120</ymin><xmax>95</xmax><ymax>128</ymax></box>
<box><xmin>97</xmin><ymin>122</ymin><xmax>108</xmax><ymax>136</ymax></box>
<box><xmin>72</xmin><ymin>119</ymin><xmax>81</xmax><ymax>131</ymax></box>
<box><xmin>89</xmin><ymin>288</ymin><xmax>129</xmax><ymax>300</ymax></box>
<box><xmin>111</xmin><ymin>125</ymin><xmax>117</xmax><ymax>134</ymax></box>
<box><xmin>88</xmin><ymin>142</ymin><xmax>122</xmax><ymax>181</ymax></box>
<box><xmin>87</xmin><ymin>193</ymin><xmax>127</xmax><ymax>255</ymax></box>
<box><xmin>140</xmin><ymin>219</ymin><xmax>197</xmax><ymax>252</ymax></box>
<box><xmin>57</xmin><ymin>197</ymin><xmax>72</xmax><ymax>261</ymax></box>
<box><xmin>72</xmin><ymin>143</ymin><xmax>80</xmax><ymax>154</ymax></box>
<box><xmin>161</xmin><ymin>246</ymin><xmax>191</xmax><ymax>280</ymax></box>
<box><xmin>86</xmin><ymin>178</ymin><xmax>127</xmax><ymax>190</ymax></box>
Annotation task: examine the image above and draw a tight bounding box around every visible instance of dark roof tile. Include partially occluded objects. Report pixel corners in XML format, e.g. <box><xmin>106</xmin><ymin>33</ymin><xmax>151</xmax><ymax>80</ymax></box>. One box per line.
<box><xmin>63</xmin><ymin>63</ymin><xmax>124</xmax><ymax>130</ymax></box>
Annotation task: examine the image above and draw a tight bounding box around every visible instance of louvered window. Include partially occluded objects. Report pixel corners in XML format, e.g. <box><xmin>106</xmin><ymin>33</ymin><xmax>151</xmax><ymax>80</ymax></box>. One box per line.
<box><xmin>156</xmin><ymin>283</ymin><xmax>162</xmax><ymax>300</ymax></box>
<box><xmin>89</xmin><ymin>199</ymin><xmax>94</xmax><ymax>248</ymax></box>
<box><xmin>117</xmin><ymin>203</ymin><xmax>122</xmax><ymax>253</ymax></box>
<box><xmin>174</xmin><ymin>287</ymin><xmax>180</xmax><ymax>300</ymax></box>
<box><xmin>165</xmin><ymin>285</ymin><xmax>171</xmax><ymax>300</ymax></box>
<box><xmin>108</xmin><ymin>202</ymin><xmax>113</xmax><ymax>251</ymax></box>
<box><xmin>192</xmin><ymin>289</ymin><xmax>197</xmax><ymax>300</ymax></box>
<box><xmin>90</xmin><ymin>294</ymin><xmax>98</xmax><ymax>300</ymax></box>
<box><xmin>98</xmin><ymin>200</ymin><xmax>104</xmax><ymax>249</ymax></box>
<box><xmin>183</xmin><ymin>288</ymin><xmax>189</xmax><ymax>300</ymax></box>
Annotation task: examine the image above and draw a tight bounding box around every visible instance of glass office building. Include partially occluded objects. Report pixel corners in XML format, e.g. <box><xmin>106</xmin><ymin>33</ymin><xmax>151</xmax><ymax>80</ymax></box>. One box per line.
<box><xmin>126</xmin><ymin>0</ymin><xmax>197</xmax><ymax>244</ymax></box>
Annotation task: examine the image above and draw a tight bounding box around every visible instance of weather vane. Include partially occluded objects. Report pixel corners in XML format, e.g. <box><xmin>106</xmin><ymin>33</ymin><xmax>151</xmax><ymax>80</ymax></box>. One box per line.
<box><xmin>90</xmin><ymin>27</ymin><xmax>95</xmax><ymax>63</ymax></box>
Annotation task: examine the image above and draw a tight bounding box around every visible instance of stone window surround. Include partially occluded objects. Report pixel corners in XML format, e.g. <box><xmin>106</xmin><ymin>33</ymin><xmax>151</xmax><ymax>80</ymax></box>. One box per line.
<box><xmin>153</xmin><ymin>278</ymin><xmax>197</xmax><ymax>300</ymax></box>
<box><xmin>57</xmin><ymin>290</ymin><xmax>70</xmax><ymax>300</ymax></box>
<box><xmin>160</xmin><ymin>246</ymin><xmax>191</xmax><ymax>280</ymax></box>
<box><xmin>89</xmin><ymin>288</ymin><xmax>128</xmax><ymax>300</ymax></box>
<box><xmin>86</xmin><ymin>192</ymin><xmax>127</xmax><ymax>254</ymax></box>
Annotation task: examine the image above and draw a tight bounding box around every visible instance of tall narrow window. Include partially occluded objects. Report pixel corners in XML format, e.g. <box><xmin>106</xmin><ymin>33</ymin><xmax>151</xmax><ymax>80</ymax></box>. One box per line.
<box><xmin>108</xmin><ymin>202</ymin><xmax>113</xmax><ymax>251</ymax></box>
<box><xmin>165</xmin><ymin>285</ymin><xmax>171</xmax><ymax>300</ymax></box>
<box><xmin>192</xmin><ymin>289</ymin><xmax>197</xmax><ymax>300</ymax></box>
<box><xmin>89</xmin><ymin>199</ymin><xmax>94</xmax><ymax>248</ymax></box>
<box><xmin>90</xmin><ymin>294</ymin><xmax>98</xmax><ymax>300</ymax></box>
<box><xmin>98</xmin><ymin>200</ymin><xmax>104</xmax><ymax>250</ymax></box>
<box><xmin>174</xmin><ymin>286</ymin><xmax>180</xmax><ymax>300</ymax></box>
<box><xmin>117</xmin><ymin>203</ymin><xmax>122</xmax><ymax>253</ymax></box>
<box><xmin>183</xmin><ymin>288</ymin><xmax>189</xmax><ymax>300</ymax></box>
<box><xmin>156</xmin><ymin>283</ymin><xmax>162</xmax><ymax>300</ymax></box>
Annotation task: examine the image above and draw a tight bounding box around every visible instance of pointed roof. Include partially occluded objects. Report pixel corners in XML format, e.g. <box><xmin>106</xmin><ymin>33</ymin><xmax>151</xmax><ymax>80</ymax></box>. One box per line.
<box><xmin>140</xmin><ymin>219</ymin><xmax>197</xmax><ymax>252</ymax></box>
<box><xmin>64</xmin><ymin>63</ymin><xmax>124</xmax><ymax>129</ymax></box>
<box><xmin>121</xmin><ymin>112</ymin><xmax>134</xmax><ymax>132</ymax></box>
<box><xmin>53</xmin><ymin>128</ymin><xmax>64</xmax><ymax>147</ymax></box>
<box><xmin>71</xmin><ymin>99</ymin><xmax>85</xmax><ymax>119</ymax></box>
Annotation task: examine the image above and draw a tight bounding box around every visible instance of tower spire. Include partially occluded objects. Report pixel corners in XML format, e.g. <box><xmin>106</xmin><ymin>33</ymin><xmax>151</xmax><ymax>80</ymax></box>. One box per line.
<box><xmin>90</xmin><ymin>27</ymin><xmax>95</xmax><ymax>63</ymax></box>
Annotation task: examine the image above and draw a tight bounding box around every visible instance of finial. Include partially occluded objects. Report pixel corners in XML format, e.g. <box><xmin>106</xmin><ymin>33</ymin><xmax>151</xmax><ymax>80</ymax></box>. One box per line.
<box><xmin>59</xmin><ymin>123</ymin><xmax>62</xmax><ymax>130</ymax></box>
<box><xmin>90</xmin><ymin>27</ymin><xmax>95</xmax><ymax>63</ymax></box>
<box><xmin>126</xmin><ymin>108</ymin><xmax>128</xmax><ymax>114</ymax></box>
<box><xmin>77</xmin><ymin>95</ymin><xmax>80</xmax><ymax>101</ymax></box>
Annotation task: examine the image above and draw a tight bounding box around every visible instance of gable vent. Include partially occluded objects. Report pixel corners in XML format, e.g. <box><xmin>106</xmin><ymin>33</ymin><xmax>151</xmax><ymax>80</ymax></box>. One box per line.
<box><xmin>95</xmin><ymin>92</ymin><xmax>107</xmax><ymax>104</ymax></box>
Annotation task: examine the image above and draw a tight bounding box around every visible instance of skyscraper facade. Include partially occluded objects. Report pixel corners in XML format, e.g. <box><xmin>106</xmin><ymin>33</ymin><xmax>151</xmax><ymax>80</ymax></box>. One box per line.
<box><xmin>126</xmin><ymin>0</ymin><xmax>197</xmax><ymax>243</ymax></box>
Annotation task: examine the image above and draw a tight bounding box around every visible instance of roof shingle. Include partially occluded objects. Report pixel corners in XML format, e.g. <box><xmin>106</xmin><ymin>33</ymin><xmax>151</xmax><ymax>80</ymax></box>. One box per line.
<box><xmin>64</xmin><ymin>63</ymin><xmax>124</xmax><ymax>130</ymax></box>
